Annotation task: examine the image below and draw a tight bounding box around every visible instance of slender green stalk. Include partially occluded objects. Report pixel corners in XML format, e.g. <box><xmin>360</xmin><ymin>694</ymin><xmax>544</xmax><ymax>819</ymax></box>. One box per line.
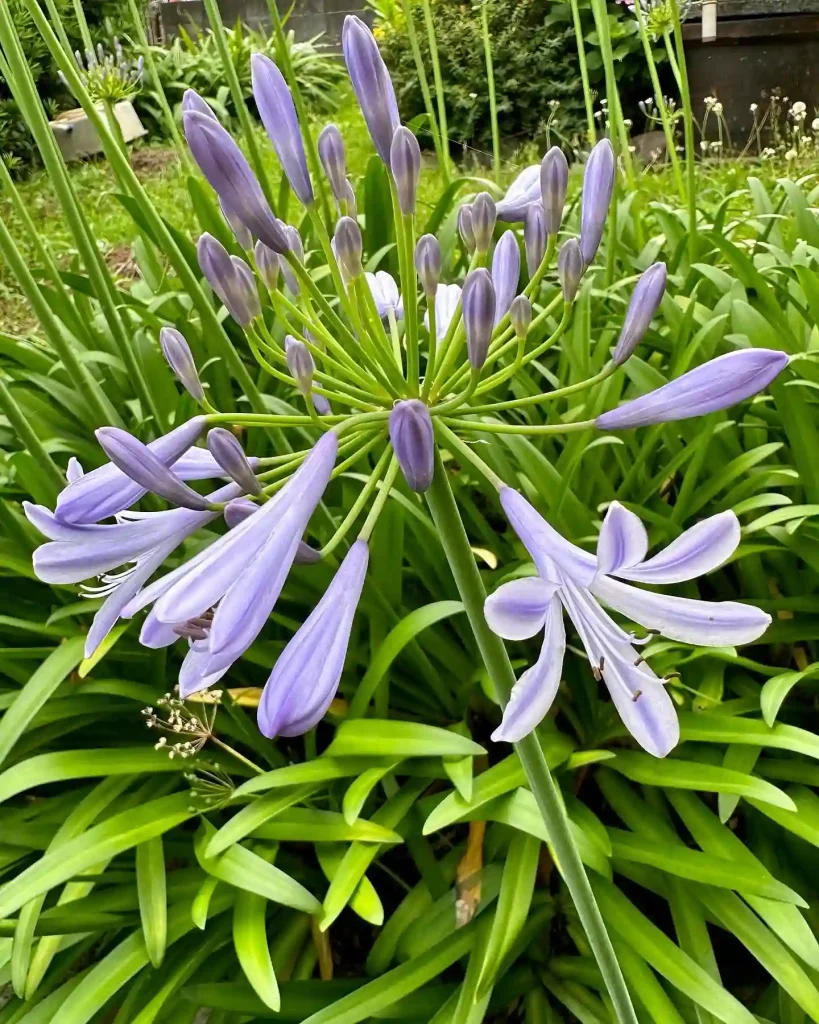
<box><xmin>0</xmin><ymin>3</ymin><xmax>163</xmax><ymax>431</ymax></box>
<box><xmin>0</xmin><ymin>376</ymin><xmax>64</xmax><ymax>492</ymax></box>
<box><xmin>633</xmin><ymin>8</ymin><xmax>684</xmax><ymax>200</ymax></box>
<box><xmin>16</xmin><ymin>0</ymin><xmax>272</xmax><ymax>417</ymax></box>
<box><xmin>569</xmin><ymin>0</ymin><xmax>597</xmax><ymax>146</ymax></box>
<box><xmin>40</xmin><ymin>0</ymin><xmax>74</xmax><ymax>57</ymax></box>
<box><xmin>321</xmin><ymin>446</ymin><xmax>392</xmax><ymax>557</ymax></box>
<box><xmin>419</xmin><ymin>0</ymin><xmax>451</xmax><ymax>183</ymax></box>
<box><xmin>424</xmin><ymin>446</ymin><xmax>637</xmax><ymax>1024</ymax></box>
<box><xmin>470</xmin><ymin>362</ymin><xmax>615</xmax><ymax>414</ymax></box>
<box><xmin>441</xmin><ymin>416</ymin><xmax>595</xmax><ymax>435</ymax></box>
<box><xmin>359</xmin><ymin>457</ymin><xmax>400</xmax><ymax>541</ymax></box>
<box><xmin>125</xmin><ymin>0</ymin><xmax>191</xmax><ymax>168</ymax></box>
<box><xmin>200</xmin><ymin>0</ymin><xmax>275</xmax><ymax>209</ymax></box>
<box><xmin>589</xmin><ymin>0</ymin><xmax>634</xmax><ymax>184</ymax></box>
<box><xmin>69</xmin><ymin>0</ymin><xmax>93</xmax><ymax>54</ymax></box>
<box><xmin>401</xmin><ymin>211</ymin><xmax>420</xmax><ymax>395</ymax></box>
<box><xmin>398</xmin><ymin>0</ymin><xmax>448</xmax><ymax>183</ymax></box>
<box><xmin>666</xmin><ymin>13</ymin><xmax>697</xmax><ymax>263</ymax></box>
<box><xmin>479</xmin><ymin>0</ymin><xmax>501</xmax><ymax>183</ymax></box>
<box><xmin>421</xmin><ymin>301</ymin><xmax>437</xmax><ymax>401</ymax></box>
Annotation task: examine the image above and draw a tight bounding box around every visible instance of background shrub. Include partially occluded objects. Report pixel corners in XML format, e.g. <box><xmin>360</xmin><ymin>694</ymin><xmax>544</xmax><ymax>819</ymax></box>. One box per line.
<box><xmin>377</xmin><ymin>0</ymin><xmax>658</xmax><ymax>156</ymax></box>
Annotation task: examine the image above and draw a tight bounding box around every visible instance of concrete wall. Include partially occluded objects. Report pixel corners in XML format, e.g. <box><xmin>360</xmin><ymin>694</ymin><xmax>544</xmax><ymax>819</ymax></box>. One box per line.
<box><xmin>146</xmin><ymin>0</ymin><xmax>368</xmax><ymax>46</ymax></box>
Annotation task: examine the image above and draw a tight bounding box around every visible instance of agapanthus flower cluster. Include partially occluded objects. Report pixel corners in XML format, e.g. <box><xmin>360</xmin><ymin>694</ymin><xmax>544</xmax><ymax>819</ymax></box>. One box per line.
<box><xmin>27</xmin><ymin>16</ymin><xmax>788</xmax><ymax>756</ymax></box>
<box><xmin>61</xmin><ymin>39</ymin><xmax>144</xmax><ymax>103</ymax></box>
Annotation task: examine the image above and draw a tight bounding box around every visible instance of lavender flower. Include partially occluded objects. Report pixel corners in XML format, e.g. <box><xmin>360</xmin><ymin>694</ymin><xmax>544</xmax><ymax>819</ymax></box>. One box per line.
<box><xmin>580</xmin><ymin>139</ymin><xmax>616</xmax><ymax>266</ymax></box>
<box><xmin>318</xmin><ymin>124</ymin><xmax>347</xmax><ymax>200</ymax></box>
<box><xmin>558</xmin><ymin>239</ymin><xmax>584</xmax><ymax>303</ymax></box>
<box><xmin>258</xmin><ymin>540</ymin><xmax>369</xmax><ymax>737</ymax></box>
<box><xmin>334</xmin><ymin>216</ymin><xmax>363</xmax><ymax>279</ymax></box>
<box><xmin>391</xmin><ymin>127</ymin><xmax>421</xmax><ymax>216</ymax></box>
<box><xmin>496</xmin><ymin>165</ymin><xmax>540</xmax><ymax>222</ymax></box>
<box><xmin>197</xmin><ymin>234</ymin><xmax>260</xmax><ymax>326</ymax></box>
<box><xmin>255</xmin><ymin>241</ymin><xmax>280</xmax><ymax>290</ymax></box>
<box><xmin>613</xmin><ymin>263</ymin><xmax>667</xmax><ymax>366</ymax></box>
<box><xmin>224</xmin><ymin>498</ymin><xmax>320</xmax><ymax>563</ymax></box>
<box><xmin>123</xmin><ymin>432</ymin><xmax>338</xmax><ymax>696</ymax></box>
<box><xmin>183</xmin><ymin>103</ymin><xmax>287</xmax><ymax>253</ymax></box>
<box><xmin>280</xmin><ymin>225</ymin><xmax>304</xmax><ymax>295</ymax></box>
<box><xmin>424</xmin><ymin>283</ymin><xmax>462</xmax><ymax>341</ymax></box>
<box><xmin>414</xmin><ymin>234</ymin><xmax>441</xmax><ymax>297</ymax></box>
<box><xmin>366</xmin><ymin>271</ymin><xmax>404</xmax><ymax>320</ymax></box>
<box><xmin>342</xmin><ymin>15</ymin><xmax>400</xmax><ymax>165</ymax></box>
<box><xmin>471</xmin><ymin>193</ymin><xmax>497</xmax><ymax>254</ymax></box>
<box><xmin>597</xmin><ymin>349</ymin><xmax>789</xmax><ymax>430</ymax></box>
<box><xmin>55</xmin><ymin>417</ymin><xmax>208</xmax><ymax>524</ymax></box>
<box><xmin>97</xmin><ymin>427</ymin><xmax>213</xmax><ymax>512</ymax></box>
<box><xmin>220</xmin><ymin>199</ymin><xmax>253</xmax><ymax>250</ymax></box>
<box><xmin>491</xmin><ymin>230</ymin><xmax>520</xmax><ymax>326</ymax></box>
<box><xmin>458</xmin><ymin>205</ymin><xmax>476</xmax><ymax>253</ymax></box>
<box><xmin>389</xmin><ymin>399</ymin><xmax>434</xmax><ymax>493</ymax></box>
<box><xmin>206</xmin><ymin>428</ymin><xmax>261</xmax><ymax>495</ymax></box>
<box><xmin>486</xmin><ymin>492</ymin><xmax>770</xmax><ymax>754</ymax></box>
<box><xmin>285</xmin><ymin>335</ymin><xmax>316</xmax><ymax>395</ymax></box>
<box><xmin>181</xmin><ymin>90</ymin><xmax>217</xmax><ymax>120</ymax></box>
<box><xmin>26</xmin><ymin>481</ymin><xmax>239</xmax><ymax>657</ymax></box>
<box><xmin>251</xmin><ymin>54</ymin><xmax>313</xmax><ymax>207</ymax></box>
<box><xmin>463</xmin><ymin>268</ymin><xmax>496</xmax><ymax>370</ymax></box>
<box><xmin>540</xmin><ymin>147</ymin><xmax>569</xmax><ymax>235</ymax></box>
<box><xmin>159</xmin><ymin>327</ymin><xmax>204</xmax><ymax>402</ymax></box>
<box><xmin>339</xmin><ymin>178</ymin><xmax>358</xmax><ymax>217</ymax></box>
<box><xmin>524</xmin><ymin>205</ymin><xmax>546</xmax><ymax>278</ymax></box>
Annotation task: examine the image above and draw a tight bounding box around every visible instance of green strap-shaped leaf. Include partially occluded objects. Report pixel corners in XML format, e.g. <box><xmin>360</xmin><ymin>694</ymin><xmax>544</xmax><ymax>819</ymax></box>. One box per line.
<box><xmin>0</xmin><ymin>636</ymin><xmax>84</xmax><ymax>767</ymax></box>
<box><xmin>317</xmin><ymin>845</ymin><xmax>383</xmax><ymax>926</ymax></box>
<box><xmin>253</xmin><ymin>808</ymin><xmax>402</xmax><ymax>845</ymax></box>
<box><xmin>136</xmin><ymin>836</ymin><xmax>167</xmax><ymax>969</ymax></box>
<box><xmin>194</xmin><ymin>822</ymin><xmax>321</xmax><ymax>915</ymax></box>
<box><xmin>718</xmin><ymin>744</ymin><xmax>761</xmax><ymax>823</ymax></box>
<box><xmin>609</xmin><ymin>751</ymin><xmax>795</xmax><ymax>811</ymax></box>
<box><xmin>423</xmin><ymin>753</ymin><xmax>526</xmax><ymax>835</ymax></box>
<box><xmin>206</xmin><ymin>783</ymin><xmax>321</xmax><ymax>857</ymax></box>
<box><xmin>678</xmin><ymin>711</ymin><xmax>819</xmax><ymax>760</ymax></box>
<box><xmin>760</xmin><ymin>664</ymin><xmax>819</xmax><ymax>728</ymax></box>
<box><xmin>343</xmin><ymin>764</ymin><xmax>399</xmax><ymax>825</ymax></box>
<box><xmin>233</xmin><ymin>889</ymin><xmax>280</xmax><ymax>1012</ymax></box>
<box><xmin>233</xmin><ymin>757</ymin><xmax>391</xmax><ymax>799</ymax></box>
<box><xmin>325</xmin><ymin>720</ymin><xmax>484</xmax><ymax>759</ymax></box>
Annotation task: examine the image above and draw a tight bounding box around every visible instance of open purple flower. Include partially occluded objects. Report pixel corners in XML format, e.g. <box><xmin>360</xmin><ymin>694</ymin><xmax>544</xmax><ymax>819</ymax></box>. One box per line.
<box><xmin>366</xmin><ymin>271</ymin><xmax>404</xmax><ymax>320</ymax></box>
<box><xmin>424</xmin><ymin>284</ymin><xmax>461</xmax><ymax>341</ymax></box>
<box><xmin>55</xmin><ymin>417</ymin><xmax>210</xmax><ymax>525</ymax></box>
<box><xmin>485</xmin><ymin>492</ymin><xmax>771</xmax><ymax>755</ymax></box>
<box><xmin>122</xmin><ymin>432</ymin><xmax>337</xmax><ymax>696</ymax></box>
<box><xmin>258</xmin><ymin>539</ymin><xmax>368</xmax><ymax>737</ymax></box>
<box><xmin>25</xmin><ymin>482</ymin><xmax>240</xmax><ymax>658</ymax></box>
<box><xmin>496</xmin><ymin>165</ymin><xmax>540</xmax><ymax>222</ymax></box>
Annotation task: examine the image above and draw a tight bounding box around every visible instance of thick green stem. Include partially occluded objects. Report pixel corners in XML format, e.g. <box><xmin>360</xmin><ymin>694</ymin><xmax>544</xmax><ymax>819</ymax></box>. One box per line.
<box><xmin>479</xmin><ymin>0</ymin><xmax>501</xmax><ymax>183</ymax></box>
<box><xmin>399</xmin><ymin>0</ymin><xmax>448</xmax><ymax>183</ymax></box>
<box><xmin>419</xmin><ymin>0</ymin><xmax>451</xmax><ymax>183</ymax></box>
<box><xmin>568</xmin><ymin>0</ymin><xmax>596</xmax><ymax>146</ymax></box>
<box><xmin>424</xmin><ymin>447</ymin><xmax>637</xmax><ymax>1024</ymax></box>
<box><xmin>666</xmin><ymin>16</ymin><xmax>697</xmax><ymax>264</ymax></box>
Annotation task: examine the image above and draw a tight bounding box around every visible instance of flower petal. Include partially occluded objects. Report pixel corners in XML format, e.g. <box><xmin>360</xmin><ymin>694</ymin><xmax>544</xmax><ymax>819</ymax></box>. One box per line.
<box><xmin>500</xmin><ymin>487</ymin><xmax>597</xmax><ymax>586</ymax></box>
<box><xmin>596</xmin><ymin>502</ymin><xmax>648</xmax><ymax>577</ymax></box>
<box><xmin>599</xmin><ymin>646</ymin><xmax>679</xmax><ymax>758</ymax></box>
<box><xmin>615</xmin><ymin>511</ymin><xmax>740</xmax><ymax>585</ymax></box>
<box><xmin>484</xmin><ymin>576</ymin><xmax>558</xmax><ymax>640</ymax></box>
<box><xmin>592</xmin><ymin>575</ymin><xmax>771</xmax><ymax>646</ymax></box>
<box><xmin>491</xmin><ymin>596</ymin><xmax>565</xmax><ymax>743</ymax></box>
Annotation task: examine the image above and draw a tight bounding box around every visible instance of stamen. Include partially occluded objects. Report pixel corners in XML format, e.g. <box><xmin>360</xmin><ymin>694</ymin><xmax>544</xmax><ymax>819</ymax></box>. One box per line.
<box><xmin>632</xmin><ymin>689</ymin><xmax>642</xmax><ymax>702</ymax></box>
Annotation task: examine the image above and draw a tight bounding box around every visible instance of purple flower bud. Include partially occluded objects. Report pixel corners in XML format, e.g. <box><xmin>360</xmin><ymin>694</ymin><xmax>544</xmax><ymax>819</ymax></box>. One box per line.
<box><xmin>458</xmin><ymin>205</ymin><xmax>475</xmax><ymax>253</ymax></box>
<box><xmin>414</xmin><ymin>234</ymin><xmax>441</xmax><ymax>297</ymax></box>
<box><xmin>463</xmin><ymin>268</ymin><xmax>496</xmax><ymax>371</ymax></box>
<box><xmin>390</xmin><ymin>126</ymin><xmax>421</xmax><ymax>216</ymax></box>
<box><xmin>540</xmin><ymin>146</ymin><xmax>569</xmax><ymax>235</ymax></box>
<box><xmin>334</xmin><ymin>216</ymin><xmax>363</xmax><ymax>279</ymax></box>
<box><xmin>524</xmin><ymin>204</ymin><xmax>546</xmax><ymax>278</ymax></box>
<box><xmin>182</xmin><ymin>89</ymin><xmax>217</xmax><ymax>120</ymax></box>
<box><xmin>340</xmin><ymin>178</ymin><xmax>358</xmax><ymax>218</ymax></box>
<box><xmin>597</xmin><ymin>349</ymin><xmax>789</xmax><ymax>430</ymax></box>
<box><xmin>183</xmin><ymin>108</ymin><xmax>287</xmax><ymax>254</ymax></box>
<box><xmin>251</xmin><ymin>54</ymin><xmax>313</xmax><ymax>207</ymax></box>
<box><xmin>580</xmin><ymin>139</ymin><xmax>616</xmax><ymax>267</ymax></box>
<box><xmin>496</xmin><ymin>165</ymin><xmax>540</xmax><ymax>222</ymax></box>
<box><xmin>96</xmin><ymin>427</ymin><xmax>212</xmax><ymax>511</ymax></box>
<box><xmin>206</xmin><ymin>428</ymin><xmax>261</xmax><ymax>495</ymax></box>
<box><xmin>254</xmin><ymin>241</ymin><xmax>280</xmax><ymax>290</ymax></box>
<box><xmin>471</xmin><ymin>192</ymin><xmax>497</xmax><ymax>254</ymax></box>
<box><xmin>558</xmin><ymin>238</ymin><xmax>584</xmax><ymax>303</ymax></box>
<box><xmin>220</xmin><ymin>198</ymin><xmax>252</xmax><ymax>250</ymax></box>
<box><xmin>159</xmin><ymin>327</ymin><xmax>204</xmax><ymax>401</ymax></box>
<box><xmin>491</xmin><ymin>230</ymin><xmax>520</xmax><ymax>326</ymax></box>
<box><xmin>284</xmin><ymin>335</ymin><xmax>315</xmax><ymax>395</ymax></box>
<box><xmin>258</xmin><ymin>539</ymin><xmax>369</xmax><ymax>738</ymax></box>
<box><xmin>312</xmin><ymin>392</ymin><xmax>332</xmax><ymax>416</ymax></box>
<box><xmin>280</xmin><ymin>224</ymin><xmax>304</xmax><ymax>295</ymax></box>
<box><xmin>389</xmin><ymin>400</ymin><xmax>434</xmax><ymax>493</ymax></box>
<box><xmin>342</xmin><ymin>15</ymin><xmax>400</xmax><ymax>165</ymax></box>
<box><xmin>198</xmin><ymin>234</ymin><xmax>260</xmax><ymax>325</ymax></box>
<box><xmin>613</xmin><ymin>263</ymin><xmax>667</xmax><ymax>366</ymax></box>
<box><xmin>510</xmin><ymin>295</ymin><xmax>532</xmax><ymax>339</ymax></box>
<box><xmin>318</xmin><ymin>124</ymin><xmax>347</xmax><ymax>200</ymax></box>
